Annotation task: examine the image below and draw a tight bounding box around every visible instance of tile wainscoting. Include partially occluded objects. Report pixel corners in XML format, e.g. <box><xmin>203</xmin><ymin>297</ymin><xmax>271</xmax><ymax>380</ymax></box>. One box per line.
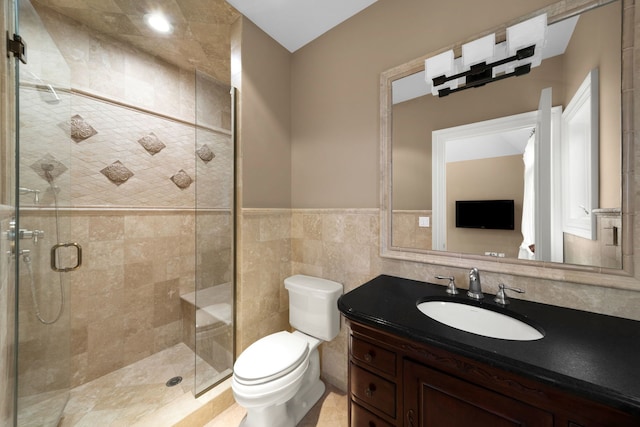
<box><xmin>239</xmin><ymin>208</ymin><xmax>640</xmax><ymax>392</ymax></box>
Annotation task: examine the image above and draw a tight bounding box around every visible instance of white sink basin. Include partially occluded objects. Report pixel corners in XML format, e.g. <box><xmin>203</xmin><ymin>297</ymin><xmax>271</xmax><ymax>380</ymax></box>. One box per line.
<box><xmin>417</xmin><ymin>301</ymin><xmax>544</xmax><ymax>341</ymax></box>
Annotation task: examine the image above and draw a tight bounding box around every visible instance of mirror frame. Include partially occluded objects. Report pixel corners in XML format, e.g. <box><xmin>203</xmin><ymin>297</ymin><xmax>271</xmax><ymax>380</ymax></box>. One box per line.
<box><xmin>380</xmin><ymin>0</ymin><xmax>638</xmax><ymax>290</ymax></box>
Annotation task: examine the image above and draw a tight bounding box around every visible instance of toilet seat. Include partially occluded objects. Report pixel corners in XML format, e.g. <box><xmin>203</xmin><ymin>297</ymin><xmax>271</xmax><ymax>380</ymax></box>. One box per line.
<box><xmin>234</xmin><ymin>331</ymin><xmax>309</xmax><ymax>386</ymax></box>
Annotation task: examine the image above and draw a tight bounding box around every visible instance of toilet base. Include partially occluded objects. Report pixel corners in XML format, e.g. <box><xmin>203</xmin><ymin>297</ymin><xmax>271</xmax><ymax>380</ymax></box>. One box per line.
<box><xmin>236</xmin><ymin>346</ymin><xmax>325</xmax><ymax>427</ymax></box>
<box><xmin>289</xmin><ymin>377</ymin><xmax>325</xmax><ymax>425</ymax></box>
<box><xmin>236</xmin><ymin>381</ymin><xmax>325</xmax><ymax>427</ymax></box>
<box><xmin>238</xmin><ymin>402</ymin><xmax>295</xmax><ymax>427</ymax></box>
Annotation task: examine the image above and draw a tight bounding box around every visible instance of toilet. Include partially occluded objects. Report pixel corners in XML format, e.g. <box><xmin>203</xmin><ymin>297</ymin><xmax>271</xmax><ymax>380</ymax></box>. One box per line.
<box><xmin>232</xmin><ymin>274</ymin><xmax>343</xmax><ymax>427</ymax></box>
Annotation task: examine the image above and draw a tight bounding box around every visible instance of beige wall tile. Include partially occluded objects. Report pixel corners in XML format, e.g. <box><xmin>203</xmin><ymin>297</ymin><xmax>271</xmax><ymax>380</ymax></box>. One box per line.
<box><xmin>236</xmin><ymin>208</ymin><xmax>640</xmax><ymax>393</ymax></box>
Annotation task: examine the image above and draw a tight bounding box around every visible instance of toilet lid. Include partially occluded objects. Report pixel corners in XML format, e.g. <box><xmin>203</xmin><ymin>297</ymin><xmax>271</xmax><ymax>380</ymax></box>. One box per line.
<box><xmin>234</xmin><ymin>331</ymin><xmax>309</xmax><ymax>385</ymax></box>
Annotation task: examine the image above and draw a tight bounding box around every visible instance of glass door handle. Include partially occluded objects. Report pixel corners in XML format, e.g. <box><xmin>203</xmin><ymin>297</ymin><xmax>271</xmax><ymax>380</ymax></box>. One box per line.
<box><xmin>50</xmin><ymin>242</ymin><xmax>82</xmax><ymax>272</ymax></box>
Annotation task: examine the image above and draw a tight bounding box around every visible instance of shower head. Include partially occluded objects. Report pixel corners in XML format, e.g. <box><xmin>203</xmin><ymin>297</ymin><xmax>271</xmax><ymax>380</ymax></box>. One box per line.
<box><xmin>22</xmin><ymin>71</ymin><xmax>61</xmax><ymax>104</ymax></box>
<box><xmin>36</xmin><ymin>84</ymin><xmax>61</xmax><ymax>105</ymax></box>
<box><xmin>41</xmin><ymin>163</ymin><xmax>55</xmax><ymax>183</ymax></box>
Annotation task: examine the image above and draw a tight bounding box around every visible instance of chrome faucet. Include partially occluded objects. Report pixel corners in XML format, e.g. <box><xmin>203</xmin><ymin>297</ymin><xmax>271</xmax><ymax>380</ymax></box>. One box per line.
<box><xmin>467</xmin><ymin>267</ymin><xmax>484</xmax><ymax>300</ymax></box>
<box><xmin>435</xmin><ymin>275</ymin><xmax>459</xmax><ymax>295</ymax></box>
<box><xmin>494</xmin><ymin>283</ymin><xmax>525</xmax><ymax>305</ymax></box>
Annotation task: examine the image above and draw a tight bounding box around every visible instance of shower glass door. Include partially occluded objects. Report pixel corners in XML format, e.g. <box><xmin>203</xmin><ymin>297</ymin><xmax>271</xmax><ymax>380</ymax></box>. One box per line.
<box><xmin>194</xmin><ymin>71</ymin><xmax>235</xmax><ymax>396</ymax></box>
<box><xmin>15</xmin><ymin>0</ymin><xmax>73</xmax><ymax>425</ymax></box>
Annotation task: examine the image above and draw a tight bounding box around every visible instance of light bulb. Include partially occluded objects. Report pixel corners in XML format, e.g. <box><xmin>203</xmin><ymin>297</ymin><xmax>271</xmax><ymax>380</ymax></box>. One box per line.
<box><xmin>145</xmin><ymin>12</ymin><xmax>173</xmax><ymax>34</ymax></box>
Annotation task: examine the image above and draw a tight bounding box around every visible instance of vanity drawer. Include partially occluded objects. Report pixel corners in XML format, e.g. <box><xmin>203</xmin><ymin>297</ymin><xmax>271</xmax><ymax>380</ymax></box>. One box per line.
<box><xmin>351</xmin><ymin>401</ymin><xmax>393</xmax><ymax>427</ymax></box>
<box><xmin>351</xmin><ymin>336</ymin><xmax>396</xmax><ymax>376</ymax></box>
<box><xmin>350</xmin><ymin>363</ymin><xmax>396</xmax><ymax>418</ymax></box>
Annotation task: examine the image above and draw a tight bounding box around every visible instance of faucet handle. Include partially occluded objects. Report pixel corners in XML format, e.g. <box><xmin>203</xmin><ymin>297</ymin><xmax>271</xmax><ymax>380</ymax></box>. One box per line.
<box><xmin>435</xmin><ymin>275</ymin><xmax>459</xmax><ymax>295</ymax></box>
<box><xmin>494</xmin><ymin>283</ymin><xmax>525</xmax><ymax>305</ymax></box>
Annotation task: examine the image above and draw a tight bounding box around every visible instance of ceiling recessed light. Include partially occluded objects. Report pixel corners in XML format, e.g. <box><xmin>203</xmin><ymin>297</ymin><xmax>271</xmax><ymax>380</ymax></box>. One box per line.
<box><xmin>144</xmin><ymin>12</ymin><xmax>173</xmax><ymax>34</ymax></box>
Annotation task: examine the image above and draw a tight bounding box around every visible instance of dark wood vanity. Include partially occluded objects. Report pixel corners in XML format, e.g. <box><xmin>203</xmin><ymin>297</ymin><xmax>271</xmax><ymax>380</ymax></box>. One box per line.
<box><xmin>339</xmin><ymin>275</ymin><xmax>640</xmax><ymax>427</ymax></box>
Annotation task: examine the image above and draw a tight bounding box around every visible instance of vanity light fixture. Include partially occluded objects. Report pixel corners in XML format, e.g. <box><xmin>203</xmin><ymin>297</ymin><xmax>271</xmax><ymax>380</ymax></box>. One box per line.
<box><xmin>426</xmin><ymin>13</ymin><xmax>547</xmax><ymax>97</ymax></box>
<box><xmin>144</xmin><ymin>12</ymin><xmax>173</xmax><ymax>34</ymax></box>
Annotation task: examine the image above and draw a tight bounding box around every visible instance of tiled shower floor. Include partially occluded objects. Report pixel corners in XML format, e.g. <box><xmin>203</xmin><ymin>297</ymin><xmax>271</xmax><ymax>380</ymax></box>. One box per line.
<box><xmin>21</xmin><ymin>342</ymin><xmax>347</xmax><ymax>426</ymax></box>
<box><xmin>58</xmin><ymin>343</ymin><xmax>224</xmax><ymax>426</ymax></box>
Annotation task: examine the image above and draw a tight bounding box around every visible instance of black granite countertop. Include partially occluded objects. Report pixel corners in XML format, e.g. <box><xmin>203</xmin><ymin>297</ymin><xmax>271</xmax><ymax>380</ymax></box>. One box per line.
<box><xmin>338</xmin><ymin>274</ymin><xmax>640</xmax><ymax>416</ymax></box>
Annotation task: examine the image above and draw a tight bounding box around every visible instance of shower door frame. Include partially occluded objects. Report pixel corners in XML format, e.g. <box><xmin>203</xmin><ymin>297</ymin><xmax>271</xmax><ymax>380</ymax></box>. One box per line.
<box><xmin>13</xmin><ymin>0</ymin><xmax>74</xmax><ymax>425</ymax></box>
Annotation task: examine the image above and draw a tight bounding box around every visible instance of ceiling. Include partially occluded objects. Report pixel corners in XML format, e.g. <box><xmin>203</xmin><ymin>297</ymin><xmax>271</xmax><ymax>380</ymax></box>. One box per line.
<box><xmin>31</xmin><ymin>0</ymin><xmax>378</xmax><ymax>84</ymax></box>
<box><xmin>226</xmin><ymin>0</ymin><xmax>378</xmax><ymax>52</ymax></box>
<box><xmin>32</xmin><ymin>0</ymin><xmax>240</xmax><ymax>83</ymax></box>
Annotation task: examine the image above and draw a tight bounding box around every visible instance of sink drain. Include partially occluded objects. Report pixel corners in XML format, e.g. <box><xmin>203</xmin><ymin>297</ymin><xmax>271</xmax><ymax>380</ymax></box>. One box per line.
<box><xmin>166</xmin><ymin>376</ymin><xmax>183</xmax><ymax>387</ymax></box>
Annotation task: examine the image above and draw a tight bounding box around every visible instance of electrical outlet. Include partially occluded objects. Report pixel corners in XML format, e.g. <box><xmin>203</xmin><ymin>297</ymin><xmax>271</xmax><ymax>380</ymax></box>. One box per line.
<box><xmin>418</xmin><ymin>216</ymin><xmax>430</xmax><ymax>228</ymax></box>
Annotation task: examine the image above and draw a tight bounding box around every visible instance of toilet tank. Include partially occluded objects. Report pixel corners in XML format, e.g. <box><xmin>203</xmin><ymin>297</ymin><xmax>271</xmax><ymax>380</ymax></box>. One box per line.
<box><xmin>285</xmin><ymin>275</ymin><xmax>343</xmax><ymax>341</ymax></box>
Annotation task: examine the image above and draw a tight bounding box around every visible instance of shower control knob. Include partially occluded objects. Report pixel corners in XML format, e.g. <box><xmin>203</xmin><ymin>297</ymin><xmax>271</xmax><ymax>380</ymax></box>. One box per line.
<box><xmin>6</xmin><ymin>220</ymin><xmax>16</xmax><ymax>241</ymax></box>
<box><xmin>18</xmin><ymin>229</ymin><xmax>33</xmax><ymax>240</ymax></box>
<box><xmin>16</xmin><ymin>228</ymin><xmax>44</xmax><ymax>243</ymax></box>
<box><xmin>32</xmin><ymin>230</ymin><xmax>44</xmax><ymax>244</ymax></box>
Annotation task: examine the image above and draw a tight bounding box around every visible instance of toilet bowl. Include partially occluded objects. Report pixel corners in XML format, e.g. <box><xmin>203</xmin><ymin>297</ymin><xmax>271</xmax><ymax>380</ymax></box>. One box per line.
<box><xmin>233</xmin><ymin>331</ymin><xmax>310</xmax><ymax>406</ymax></box>
<box><xmin>232</xmin><ymin>275</ymin><xmax>343</xmax><ymax>427</ymax></box>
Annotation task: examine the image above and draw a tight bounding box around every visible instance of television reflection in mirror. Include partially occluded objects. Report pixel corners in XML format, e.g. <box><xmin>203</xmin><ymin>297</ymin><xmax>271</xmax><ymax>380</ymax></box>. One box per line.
<box><xmin>455</xmin><ymin>199</ymin><xmax>515</xmax><ymax>230</ymax></box>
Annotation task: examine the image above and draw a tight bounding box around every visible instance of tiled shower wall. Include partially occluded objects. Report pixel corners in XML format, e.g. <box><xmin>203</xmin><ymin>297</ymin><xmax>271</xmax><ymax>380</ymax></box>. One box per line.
<box><xmin>18</xmin><ymin>85</ymin><xmax>232</xmax><ymax>388</ymax></box>
<box><xmin>15</xmin><ymin>1</ymin><xmax>234</xmax><ymax>396</ymax></box>
<box><xmin>19</xmin><ymin>89</ymin><xmax>232</xmax><ymax>209</ymax></box>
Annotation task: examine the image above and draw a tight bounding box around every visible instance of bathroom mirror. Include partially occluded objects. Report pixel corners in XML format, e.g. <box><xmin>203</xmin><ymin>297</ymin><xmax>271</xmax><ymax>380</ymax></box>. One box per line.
<box><xmin>380</xmin><ymin>0</ymin><xmax>637</xmax><ymax>288</ymax></box>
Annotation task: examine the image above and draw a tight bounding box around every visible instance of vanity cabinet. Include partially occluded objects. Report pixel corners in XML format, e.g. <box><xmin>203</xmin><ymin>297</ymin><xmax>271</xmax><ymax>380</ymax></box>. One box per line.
<box><xmin>347</xmin><ymin>319</ymin><xmax>639</xmax><ymax>427</ymax></box>
<box><xmin>403</xmin><ymin>359</ymin><xmax>552</xmax><ymax>426</ymax></box>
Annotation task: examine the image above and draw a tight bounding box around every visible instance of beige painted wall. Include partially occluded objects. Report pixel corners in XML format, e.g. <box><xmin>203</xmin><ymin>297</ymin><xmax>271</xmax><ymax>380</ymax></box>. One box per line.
<box><xmin>392</xmin><ymin>97</ymin><xmax>432</xmax><ymax>211</ymax></box>
<box><xmin>231</xmin><ymin>18</ymin><xmax>294</xmax><ymax>355</ymax></box>
<box><xmin>290</xmin><ymin>0</ymin><xmax>558</xmax><ymax>208</ymax></box>
<box><xmin>562</xmin><ymin>0</ymin><xmax>621</xmax><ymax>208</ymax></box>
<box><xmin>234</xmin><ymin>18</ymin><xmax>292</xmax><ymax>209</ymax></box>
<box><xmin>446</xmin><ymin>155</ymin><xmax>524</xmax><ymax>257</ymax></box>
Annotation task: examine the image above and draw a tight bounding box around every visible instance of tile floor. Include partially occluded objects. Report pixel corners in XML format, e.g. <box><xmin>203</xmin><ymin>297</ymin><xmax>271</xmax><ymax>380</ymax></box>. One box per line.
<box><xmin>204</xmin><ymin>384</ymin><xmax>348</xmax><ymax>427</ymax></box>
<box><xmin>22</xmin><ymin>341</ymin><xmax>348</xmax><ymax>426</ymax></box>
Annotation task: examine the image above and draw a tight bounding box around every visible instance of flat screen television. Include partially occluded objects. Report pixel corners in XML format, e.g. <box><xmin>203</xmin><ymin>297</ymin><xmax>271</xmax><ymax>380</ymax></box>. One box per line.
<box><xmin>455</xmin><ymin>199</ymin><xmax>515</xmax><ymax>230</ymax></box>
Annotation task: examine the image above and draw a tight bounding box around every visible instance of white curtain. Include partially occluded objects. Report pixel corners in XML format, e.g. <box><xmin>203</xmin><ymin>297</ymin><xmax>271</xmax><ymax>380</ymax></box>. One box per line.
<box><xmin>519</xmin><ymin>133</ymin><xmax>536</xmax><ymax>260</ymax></box>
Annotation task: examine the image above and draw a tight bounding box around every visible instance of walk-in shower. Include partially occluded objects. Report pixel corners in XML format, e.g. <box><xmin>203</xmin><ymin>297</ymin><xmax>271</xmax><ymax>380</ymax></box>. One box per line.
<box><xmin>8</xmin><ymin>0</ymin><xmax>236</xmax><ymax>426</ymax></box>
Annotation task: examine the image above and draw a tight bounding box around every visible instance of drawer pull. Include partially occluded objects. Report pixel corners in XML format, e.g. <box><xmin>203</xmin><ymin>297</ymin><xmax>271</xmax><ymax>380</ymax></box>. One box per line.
<box><xmin>364</xmin><ymin>351</ymin><xmax>375</xmax><ymax>362</ymax></box>
<box><xmin>365</xmin><ymin>383</ymin><xmax>376</xmax><ymax>397</ymax></box>
<box><xmin>407</xmin><ymin>409</ymin><xmax>415</xmax><ymax>427</ymax></box>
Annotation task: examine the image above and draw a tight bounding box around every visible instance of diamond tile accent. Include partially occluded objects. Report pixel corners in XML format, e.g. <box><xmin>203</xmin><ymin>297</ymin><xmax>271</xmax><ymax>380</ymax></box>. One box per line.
<box><xmin>196</xmin><ymin>144</ymin><xmax>215</xmax><ymax>163</ymax></box>
<box><xmin>68</xmin><ymin>114</ymin><xmax>98</xmax><ymax>143</ymax></box>
<box><xmin>171</xmin><ymin>170</ymin><xmax>193</xmax><ymax>189</ymax></box>
<box><xmin>138</xmin><ymin>132</ymin><xmax>166</xmax><ymax>155</ymax></box>
<box><xmin>30</xmin><ymin>153</ymin><xmax>68</xmax><ymax>182</ymax></box>
<box><xmin>101</xmin><ymin>161</ymin><xmax>134</xmax><ymax>186</ymax></box>
<box><xmin>20</xmin><ymin>90</ymin><xmax>231</xmax><ymax>207</ymax></box>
